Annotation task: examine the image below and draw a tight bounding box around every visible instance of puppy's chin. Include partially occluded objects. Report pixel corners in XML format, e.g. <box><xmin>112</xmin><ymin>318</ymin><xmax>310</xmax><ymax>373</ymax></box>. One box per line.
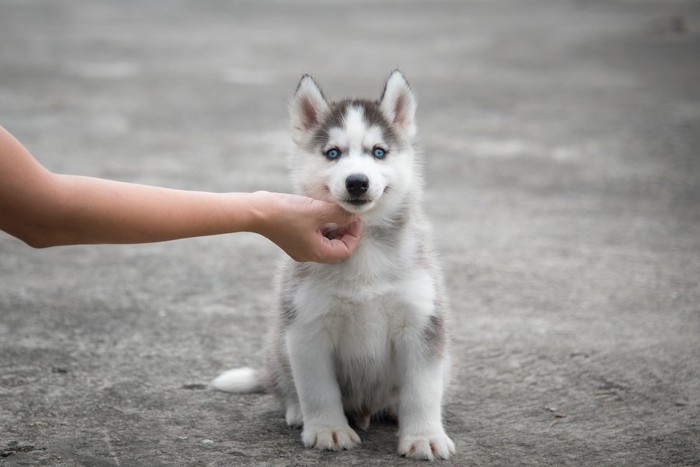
<box><xmin>338</xmin><ymin>199</ymin><xmax>376</xmax><ymax>214</ymax></box>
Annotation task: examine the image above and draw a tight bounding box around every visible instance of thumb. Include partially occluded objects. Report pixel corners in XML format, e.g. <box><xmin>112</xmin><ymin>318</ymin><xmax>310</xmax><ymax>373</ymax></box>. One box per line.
<box><xmin>313</xmin><ymin>199</ymin><xmax>358</xmax><ymax>225</ymax></box>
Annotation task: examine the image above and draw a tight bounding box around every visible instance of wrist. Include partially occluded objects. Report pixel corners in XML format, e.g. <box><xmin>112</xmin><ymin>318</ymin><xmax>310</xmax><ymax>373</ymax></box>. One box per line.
<box><xmin>245</xmin><ymin>191</ymin><xmax>278</xmax><ymax>237</ymax></box>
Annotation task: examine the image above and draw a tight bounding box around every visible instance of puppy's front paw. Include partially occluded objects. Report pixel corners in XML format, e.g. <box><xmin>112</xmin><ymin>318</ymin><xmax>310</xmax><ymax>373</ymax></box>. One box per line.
<box><xmin>302</xmin><ymin>423</ymin><xmax>360</xmax><ymax>451</ymax></box>
<box><xmin>398</xmin><ymin>431</ymin><xmax>455</xmax><ymax>461</ymax></box>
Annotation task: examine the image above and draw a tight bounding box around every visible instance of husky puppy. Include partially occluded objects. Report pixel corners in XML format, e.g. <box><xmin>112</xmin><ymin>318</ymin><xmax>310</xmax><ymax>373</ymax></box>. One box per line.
<box><xmin>212</xmin><ymin>71</ymin><xmax>455</xmax><ymax>461</ymax></box>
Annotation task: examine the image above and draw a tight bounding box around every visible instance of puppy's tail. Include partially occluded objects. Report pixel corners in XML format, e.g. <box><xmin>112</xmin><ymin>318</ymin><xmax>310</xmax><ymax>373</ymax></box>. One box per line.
<box><xmin>209</xmin><ymin>367</ymin><xmax>265</xmax><ymax>393</ymax></box>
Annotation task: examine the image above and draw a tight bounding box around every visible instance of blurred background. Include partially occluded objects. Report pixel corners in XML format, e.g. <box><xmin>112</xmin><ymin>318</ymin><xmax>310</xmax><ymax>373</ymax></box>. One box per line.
<box><xmin>1</xmin><ymin>0</ymin><xmax>699</xmax><ymax>465</ymax></box>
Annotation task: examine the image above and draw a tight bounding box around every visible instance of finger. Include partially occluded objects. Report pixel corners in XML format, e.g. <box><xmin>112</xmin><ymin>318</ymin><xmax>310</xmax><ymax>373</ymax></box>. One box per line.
<box><xmin>314</xmin><ymin>234</ymin><xmax>349</xmax><ymax>264</ymax></box>
<box><xmin>337</xmin><ymin>219</ymin><xmax>363</xmax><ymax>255</ymax></box>
<box><xmin>323</xmin><ymin>219</ymin><xmax>363</xmax><ymax>262</ymax></box>
<box><xmin>313</xmin><ymin>199</ymin><xmax>358</xmax><ymax>225</ymax></box>
<box><xmin>314</xmin><ymin>219</ymin><xmax>363</xmax><ymax>263</ymax></box>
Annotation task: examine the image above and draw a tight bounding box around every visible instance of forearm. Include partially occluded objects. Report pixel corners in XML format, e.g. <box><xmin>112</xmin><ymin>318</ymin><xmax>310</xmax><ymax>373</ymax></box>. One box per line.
<box><xmin>33</xmin><ymin>175</ymin><xmax>262</xmax><ymax>247</ymax></box>
<box><xmin>0</xmin><ymin>125</ymin><xmax>264</xmax><ymax>247</ymax></box>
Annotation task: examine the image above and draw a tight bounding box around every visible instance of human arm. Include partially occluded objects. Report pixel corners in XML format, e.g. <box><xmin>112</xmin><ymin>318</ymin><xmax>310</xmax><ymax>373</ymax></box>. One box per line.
<box><xmin>0</xmin><ymin>125</ymin><xmax>362</xmax><ymax>263</ymax></box>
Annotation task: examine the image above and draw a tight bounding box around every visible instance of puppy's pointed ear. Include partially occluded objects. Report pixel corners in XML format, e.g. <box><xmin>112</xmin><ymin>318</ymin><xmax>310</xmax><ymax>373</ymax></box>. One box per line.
<box><xmin>380</xmin><ymin>70</ymin><xmax>417</xmax><ymax>139</ymax></box>
<box><xmin>290</xmin><ymin>75</ymin><xmax>329</xmax><ymax>142</ymax></box>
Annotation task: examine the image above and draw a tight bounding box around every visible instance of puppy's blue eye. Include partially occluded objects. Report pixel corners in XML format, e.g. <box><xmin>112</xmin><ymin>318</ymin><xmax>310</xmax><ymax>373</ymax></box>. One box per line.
<box><xmin>372</xmin><ymin>147</ymin><xmax>386</xmax><ymax>159</ymax></box>
<box><xmin>325</xmin><ymin>148</ymin><xmax>341</xmax><ymax>160</ymax></box>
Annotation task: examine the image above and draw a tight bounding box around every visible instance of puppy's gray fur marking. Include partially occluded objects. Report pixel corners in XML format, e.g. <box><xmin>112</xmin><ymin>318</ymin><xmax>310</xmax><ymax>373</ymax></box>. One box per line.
<box><xmin>310</xmin><ymin>99</ymin><xmax>402</xmax><ymax>153</ymax></box>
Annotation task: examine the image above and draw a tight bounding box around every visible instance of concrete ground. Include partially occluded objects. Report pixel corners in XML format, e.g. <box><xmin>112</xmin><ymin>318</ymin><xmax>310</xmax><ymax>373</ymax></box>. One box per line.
<box><xmin>1</xmin><ymin>0</ymin><xmax>699</xmax><ymax>465</ymax></box>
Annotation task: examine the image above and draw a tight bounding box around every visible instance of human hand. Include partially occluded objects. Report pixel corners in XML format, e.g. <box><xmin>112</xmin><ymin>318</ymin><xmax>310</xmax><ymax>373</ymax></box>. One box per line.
<box><xmin>251</xmin><ymin>192</ymin><xmax>363</xmax><ymax>264</ymax></box>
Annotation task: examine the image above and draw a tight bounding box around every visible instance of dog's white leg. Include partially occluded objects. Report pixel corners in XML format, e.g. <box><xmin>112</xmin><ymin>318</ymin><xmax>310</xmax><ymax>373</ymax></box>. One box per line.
<box><xmin>284</xmin><ymin>397</ymin><xmax>303</xmax><ymax>428</ymax></box>
<box><xmin>395</xmin><ymin>330</ymin><xmax>455</xmax><ymax>461</ymax></box>
<box><xmin>286</xmin><ymin>327</ymin><xmax>361</xmax><ymax>451</ymax></box>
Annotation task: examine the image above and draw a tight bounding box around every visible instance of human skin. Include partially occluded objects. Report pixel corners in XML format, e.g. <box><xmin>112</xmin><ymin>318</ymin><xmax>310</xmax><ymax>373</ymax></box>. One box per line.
<box><xmin>0</xmin><ymin>125</ymin><xmax>362</xmax><ymax>264</ymax></box>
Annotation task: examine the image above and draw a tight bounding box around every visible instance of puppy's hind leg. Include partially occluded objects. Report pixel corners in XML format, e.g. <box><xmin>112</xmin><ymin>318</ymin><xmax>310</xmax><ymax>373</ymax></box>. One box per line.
<box><xmin>284</xmin><ymin>396</ymin><xmax>303</xmax><ymax>428</ymax></box>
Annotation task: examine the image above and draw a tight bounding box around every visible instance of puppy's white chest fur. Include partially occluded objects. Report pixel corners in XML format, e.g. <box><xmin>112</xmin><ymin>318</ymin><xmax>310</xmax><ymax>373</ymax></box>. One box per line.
<box><xmin>288</xmin><ymin>231</ymin><xmax>436</xmax><ymax>414</ymax></box>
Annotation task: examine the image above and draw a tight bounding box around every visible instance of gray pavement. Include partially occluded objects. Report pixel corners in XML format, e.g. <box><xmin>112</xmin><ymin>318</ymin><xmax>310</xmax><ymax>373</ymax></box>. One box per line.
<box><xmin>1</xmin><ymin>1</ymin><xmax>699</xmax><ymax>465</ymax></box>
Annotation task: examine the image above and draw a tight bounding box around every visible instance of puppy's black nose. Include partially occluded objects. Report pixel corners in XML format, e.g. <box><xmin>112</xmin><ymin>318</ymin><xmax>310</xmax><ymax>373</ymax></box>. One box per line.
<box><xmin>346</xmin><ymin>174</ymin><xmax>369</xmax><ymax>196</ymax></box>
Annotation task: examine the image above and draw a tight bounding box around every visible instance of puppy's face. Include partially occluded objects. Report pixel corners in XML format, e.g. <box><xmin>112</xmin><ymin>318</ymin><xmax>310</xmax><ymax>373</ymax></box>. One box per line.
<box><xmin>288</xmin><ymin>72</ymin><xmax>418</xmax><ymax>218</ymax></box>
